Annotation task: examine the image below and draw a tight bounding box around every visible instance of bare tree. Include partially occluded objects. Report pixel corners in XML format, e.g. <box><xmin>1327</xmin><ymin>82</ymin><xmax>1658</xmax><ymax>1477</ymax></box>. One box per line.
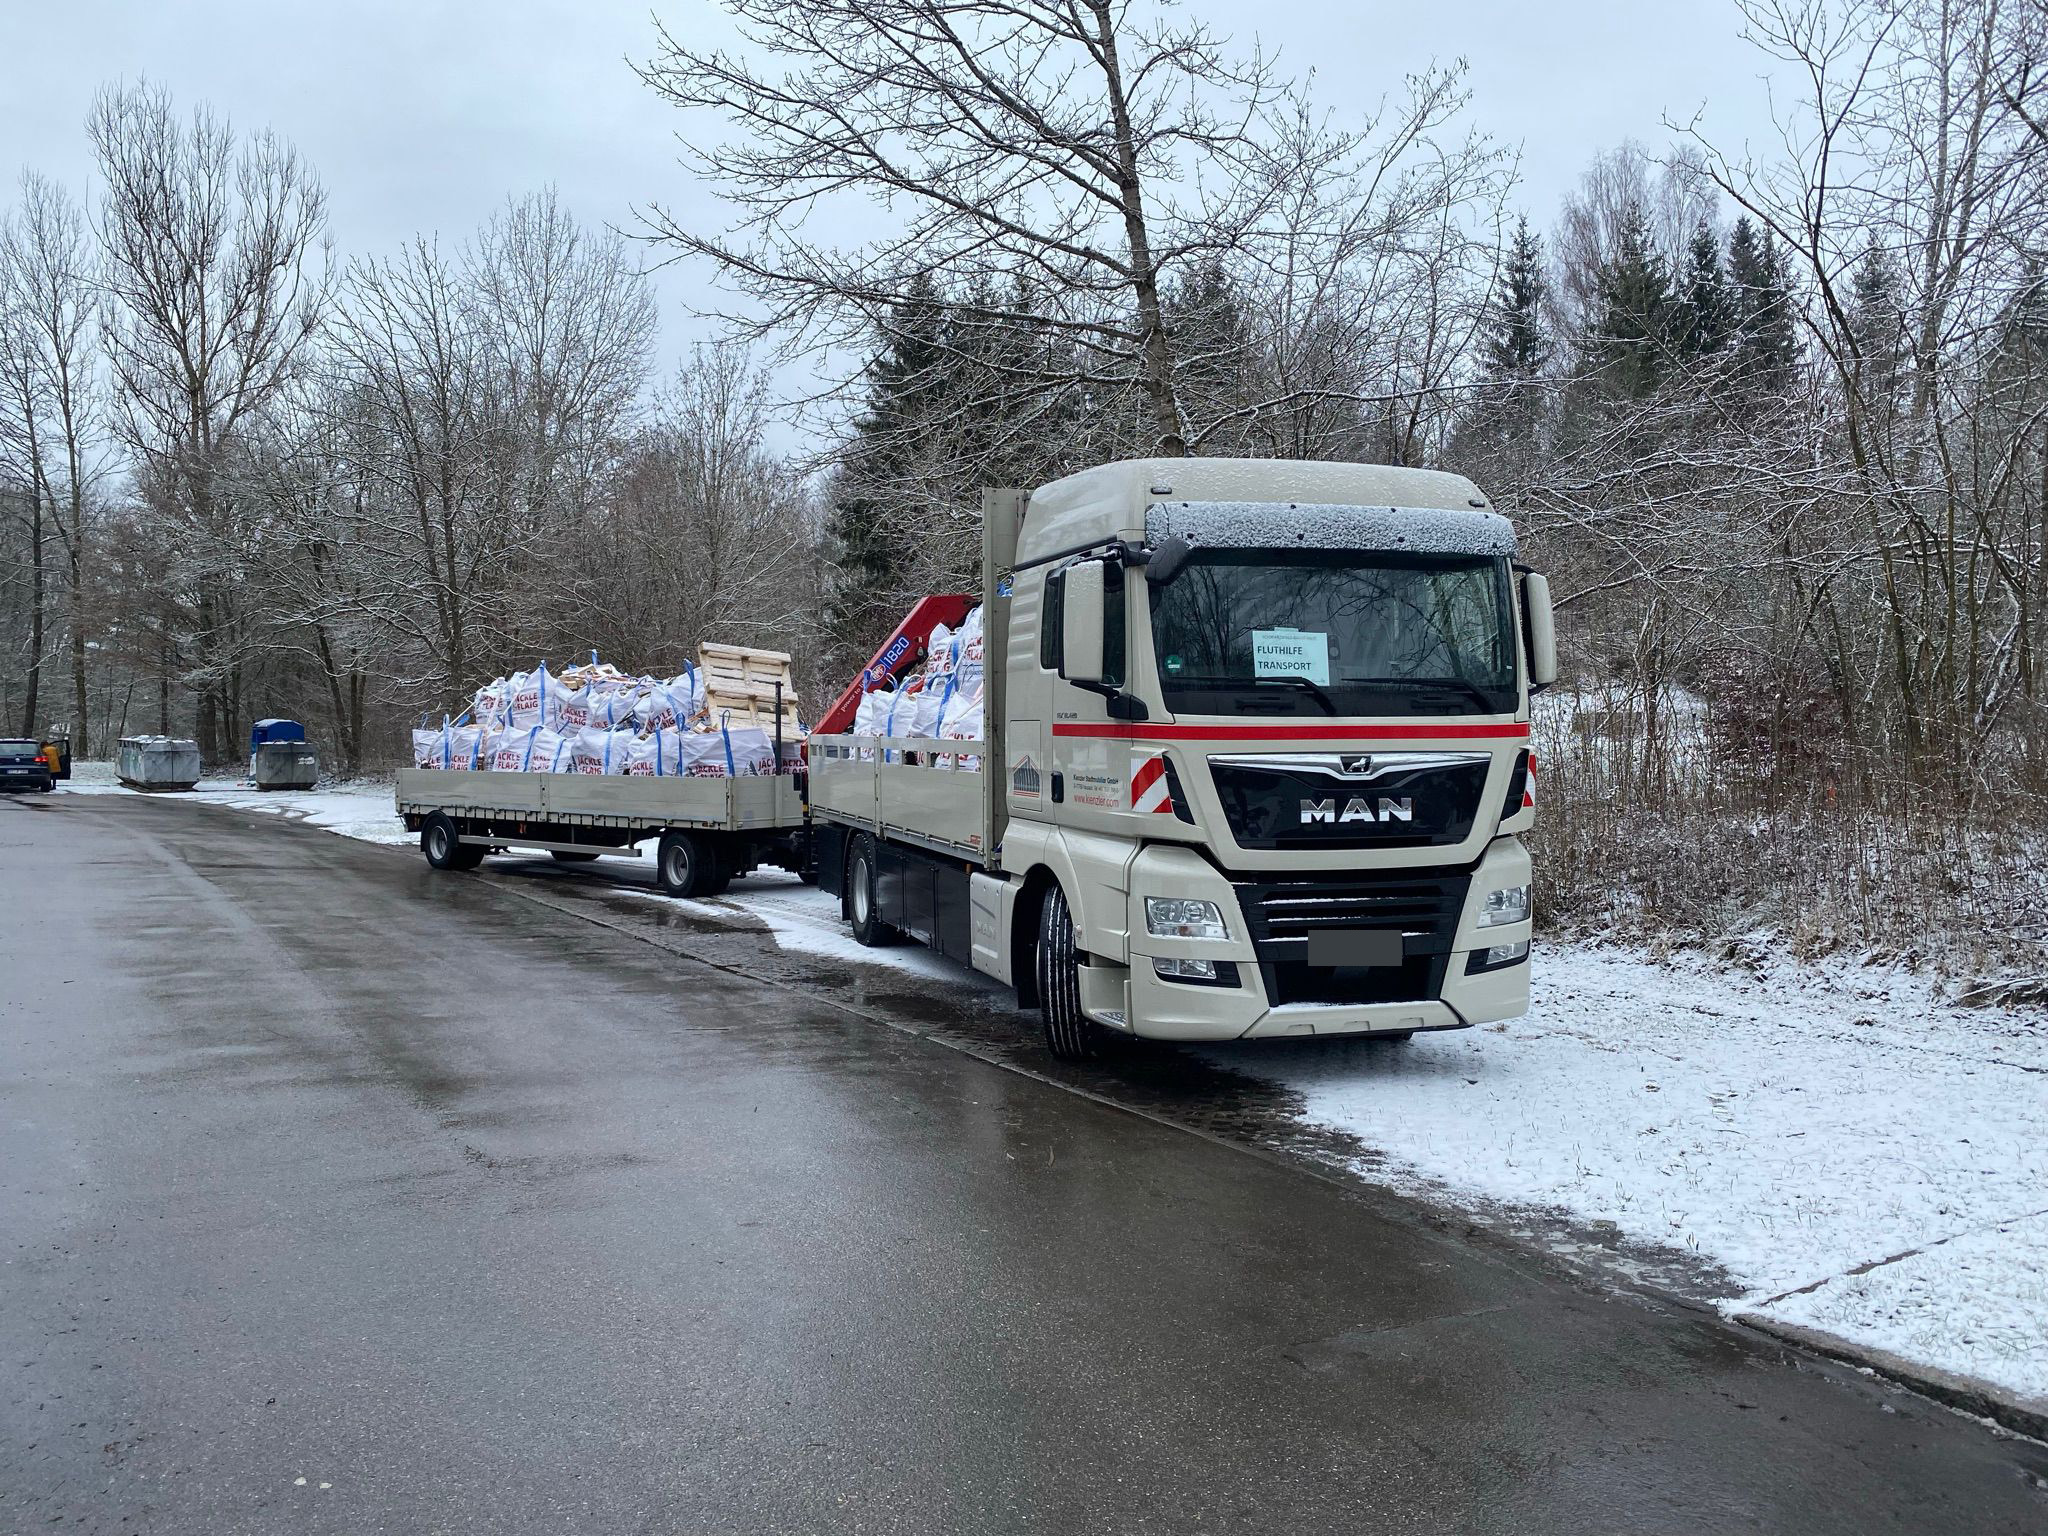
<box><xmin>322</xmin><ymin>195</ymin><xmax>655</xmax><ymax>713</ymax></box>
<box><xmin>90</xmin><ymin>80</ymin><xmax>329</xmax><ymax>759</ymax></box>
<box><xmin>1681</xmin><ymin>0</ymin><xmax>2048</xmax><ymax>769</ymax></box>
<box><xmin>0</xmin><ymin>173</ymin><xmax>105</xmax><ymax>750</ymax></box>
<box><xmin>637</xmin><ymin>0</ymin><xmax>1500</xmax><ymax>455</ymax></box>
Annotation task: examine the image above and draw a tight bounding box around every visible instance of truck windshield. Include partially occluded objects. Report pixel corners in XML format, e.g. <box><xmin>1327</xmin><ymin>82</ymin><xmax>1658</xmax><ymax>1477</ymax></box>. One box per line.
<box><xmin>1148</xmin><ymin>550</ymin><xmax>1517</xmax><ymax>717</ymax></box>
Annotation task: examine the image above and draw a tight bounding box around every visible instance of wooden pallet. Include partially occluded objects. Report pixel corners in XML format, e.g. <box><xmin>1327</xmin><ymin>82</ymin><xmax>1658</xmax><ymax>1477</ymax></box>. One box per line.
<box><xmin>697</xmin><ymin>642</ymin><xmax>805</xmax><ymax>736</ymax></box>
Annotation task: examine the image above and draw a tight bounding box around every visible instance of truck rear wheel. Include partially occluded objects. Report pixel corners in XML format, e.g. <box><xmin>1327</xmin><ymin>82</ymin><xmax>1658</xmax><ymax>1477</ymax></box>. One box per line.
<box><xmin>1037</xmin><ymin>884</ymin><xmax>1100</xmax><ymax>1061</ymax></box>
<box><xmin>422</xmin><ymin>813</ymin><xmax>483</xmax><ymax>872</ymax></box>
<box><xmin>847</xmin><ymin>833</ymin><xmax>897</xmax><ymax>947</ymax></box>
<box><xmin>657</xmin><ymin>831</ymin><xmax>715</xmax><ymax>898</ymax></box>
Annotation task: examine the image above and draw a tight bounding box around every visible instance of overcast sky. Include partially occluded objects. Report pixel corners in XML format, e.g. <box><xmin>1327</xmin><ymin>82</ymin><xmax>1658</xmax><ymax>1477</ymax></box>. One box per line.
<box><xmin>3</xmin><ymin>0</ymin><xmax>1784</xmax><ymax>430</ymax></box>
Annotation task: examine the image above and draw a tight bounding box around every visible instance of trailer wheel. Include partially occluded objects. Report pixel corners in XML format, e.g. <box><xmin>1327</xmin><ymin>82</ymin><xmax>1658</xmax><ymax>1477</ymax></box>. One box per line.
<box><xmin>422</xmin><ymin>813</ymin><xmax>483</xmax><ymax>871</ymax></box>
<box><xmin>1037</xmin><ymin>883</ymin><xmax>1100</xmax><ymax>1061</ymax></box>
<box><xmin>657</xmin><ymin>831</ymin><xmax>717</xmax><ymax>898</ymax></box>
<box><xmin>550</xmin><ymin>850</ymin><xmax>601</xmax><ymax>864</ymax></box>
<box><xmin>847</xmin><ymin>833</ymin><xmax>897</xmax><ymax>947</ymax></box>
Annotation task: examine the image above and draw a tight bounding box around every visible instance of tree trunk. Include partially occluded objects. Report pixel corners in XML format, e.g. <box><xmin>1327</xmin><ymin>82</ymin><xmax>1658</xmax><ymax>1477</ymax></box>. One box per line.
<box><xmin>21</xmin><ymin>488</ymin><xmax>45</xmax><ymax>736</ymax></box>
<box><xmin>1087</xmin><ymin>0</ymin><xmax>1185</xmax><ymax>457</ymax></box>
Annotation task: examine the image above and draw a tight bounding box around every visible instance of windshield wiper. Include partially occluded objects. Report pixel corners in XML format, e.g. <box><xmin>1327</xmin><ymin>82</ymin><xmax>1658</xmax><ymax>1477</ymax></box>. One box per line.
<box><xmin>1167</xmin><ymin>673</ymin><xmax>1338</xmax><ymax>714</ymax></box>
<box><xmin>1405</xmin><ymin>677</ymin><xmax>1502</xmax><ymax>713</ymax></box>
<box><xmin>1253</xmin><ymin>675</ymin><xmax>1339</xmax><ymax>714</ymax></box>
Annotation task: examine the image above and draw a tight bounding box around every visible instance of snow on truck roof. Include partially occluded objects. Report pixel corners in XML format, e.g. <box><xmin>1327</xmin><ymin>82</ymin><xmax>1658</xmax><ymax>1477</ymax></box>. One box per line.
<box><xmin>1021</xmin><ymin>458</ymin><xmax>1513</xmax><ymax>562</ymax></box>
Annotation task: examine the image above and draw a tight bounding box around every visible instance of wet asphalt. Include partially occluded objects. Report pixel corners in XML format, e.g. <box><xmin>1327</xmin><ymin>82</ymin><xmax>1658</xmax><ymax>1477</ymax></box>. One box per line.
<box><xmin>3</xmin><ymin>794</ymin><xmax>2045</xmax><ymax>1535</ymax></box>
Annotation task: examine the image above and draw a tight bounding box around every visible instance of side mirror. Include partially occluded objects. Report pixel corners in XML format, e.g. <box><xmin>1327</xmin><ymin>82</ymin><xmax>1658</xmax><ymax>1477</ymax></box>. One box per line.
<box><xmin>1060</xmin><ymin>559</ymin><xmax>1107</xmax><ymax>685</ymax></box>
<box><xmin>1521</xmin><ymin>571</ymin><xmax>1558</xmax><ymax>690</ymax></box>
<box><xmin>1146</xmin><ymin>534</ymin><xmax>1194</xmax><ymax>587</ymax></box>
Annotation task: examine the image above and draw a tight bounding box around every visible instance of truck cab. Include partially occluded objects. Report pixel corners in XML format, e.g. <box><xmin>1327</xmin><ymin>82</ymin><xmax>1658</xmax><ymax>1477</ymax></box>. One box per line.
<box><xmin>812</xmin><ymin>457</ymin><xmax>1557</xmax><ymax>1059</ymax></box>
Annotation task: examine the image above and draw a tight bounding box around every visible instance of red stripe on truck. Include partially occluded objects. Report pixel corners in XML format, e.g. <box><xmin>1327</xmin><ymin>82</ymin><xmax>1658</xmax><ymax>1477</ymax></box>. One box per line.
<box><xmin>1051</xmin><ymin>723</ymin><xmax>1530</xmax><ymax>742</ymax></box>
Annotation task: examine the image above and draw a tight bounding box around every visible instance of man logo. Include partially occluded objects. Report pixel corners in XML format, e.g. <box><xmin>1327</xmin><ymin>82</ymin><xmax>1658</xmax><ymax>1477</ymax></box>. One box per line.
<box><xmin>1340</xmin><ymin>754</ymin><xmax>1374</xmax><ymax>775</ymax></box>
<box><xmin>1301</xmin><ymin>796</ymin><xmax>1415</xmax><ymax>825</ymax></box>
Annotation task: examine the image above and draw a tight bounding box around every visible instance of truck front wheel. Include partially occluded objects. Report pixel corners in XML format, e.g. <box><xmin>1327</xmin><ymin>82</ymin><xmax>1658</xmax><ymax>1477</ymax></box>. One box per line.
<box><xmin>847</xmin><ymin>833</ymin><xmax>897</xmax><ymax>947</ymax></box>
<box><xmin>657</xmin><ymin>831</ymin><xmax>715</xmax><ymax>898</ymax></box>
<box><xmin>1037</xmin><ymin>884</ymin><xmax>1100</xmax><ymax>1061</ymax></box>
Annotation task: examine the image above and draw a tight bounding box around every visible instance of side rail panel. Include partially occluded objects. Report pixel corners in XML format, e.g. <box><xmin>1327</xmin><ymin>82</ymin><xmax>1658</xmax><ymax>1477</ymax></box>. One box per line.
<box><xmin>394</xmin><ymin>767</ymin><xmax>804</xmax><ymax>833</ymax></box>
<box><xmin>808</xmin><ymin>734</ymin><xmax>990</xmax><ymax>861</ymax></box>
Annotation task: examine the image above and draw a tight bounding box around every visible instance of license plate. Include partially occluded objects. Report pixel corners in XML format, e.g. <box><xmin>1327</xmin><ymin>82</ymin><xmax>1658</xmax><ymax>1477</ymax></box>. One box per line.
<box><xmin>1305</xmin><ymin>929</ymin><xmax>1405</xmax><ymax>968</ymax></box>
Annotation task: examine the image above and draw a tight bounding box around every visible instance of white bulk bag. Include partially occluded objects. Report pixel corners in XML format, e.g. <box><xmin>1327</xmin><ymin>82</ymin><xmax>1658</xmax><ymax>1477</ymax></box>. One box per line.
<box><xmin>850</xmin><ymin>688</ymin><xmax>888</xmax><ymax>761</ymax></box>
<box><xmin>623</xmin><ymin>728</ymin><xmax>682</xmax><ymax>777</ymax></box>
<box><xmin>472</xmin><ymin>677</ymin><xmax>513</xmax><ymax>728</ymax></box>
<box><xmin>936</xmin><ymin>664</ymin><xmax>985</xmax><ymax>771</ymax></box>
<box><xmin>488</xmin><ymin>725</ymin><xmax>570</xmax><ymax>773</ymax></box>
<box><xmin>555</xmin><ymin>678</ymin><xmax>597</xmax><ymax>730</ymax></box>
<box><xmin>902</xmin><ymin>678</ymin><xmax>947</xmax><ymax>741</ymax></box>
<box><xmin>508</xmin><ymin>663</ymin><xmax>575</xmax><ymax>731</ymax></box>
<box><xmin>724</xmin><ymin>723</ymin><xmax>774</xmax><ymax>777</ymax></box>
<box><xmin>633</xmin><ymin>666</ymin><xmax>701</xmax><ymax>733</ymax></box>
<box><xmin>956</xmin><ymin>603</ymin><xmax>985</xmax><ymax>666</ymax></box>
<box><xmin>570</xmin><ymin>726</ymin><xmax>632</xmax><ymax>775</ymax></box>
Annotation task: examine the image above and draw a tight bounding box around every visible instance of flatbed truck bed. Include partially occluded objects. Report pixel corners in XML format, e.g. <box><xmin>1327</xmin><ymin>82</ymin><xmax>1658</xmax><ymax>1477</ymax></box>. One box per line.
<box><xmin>396</xmin><ymin>767</ymin><xmax>808</xmax><ymax>897</ymax></box>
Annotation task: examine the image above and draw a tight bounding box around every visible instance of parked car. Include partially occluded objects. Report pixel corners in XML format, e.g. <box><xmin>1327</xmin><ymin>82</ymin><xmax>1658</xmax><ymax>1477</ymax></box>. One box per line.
<box><xmin>0</xmin><ymin>739</ymin><xmax>55</xmax><ymax>792</ymax></box>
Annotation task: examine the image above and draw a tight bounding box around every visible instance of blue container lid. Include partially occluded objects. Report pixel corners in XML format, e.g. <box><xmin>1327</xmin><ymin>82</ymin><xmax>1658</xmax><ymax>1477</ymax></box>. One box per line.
<box><xmin>250</xmin><ymin>719</ymin><xmax>307</xmax><ymax>748</ymax></box>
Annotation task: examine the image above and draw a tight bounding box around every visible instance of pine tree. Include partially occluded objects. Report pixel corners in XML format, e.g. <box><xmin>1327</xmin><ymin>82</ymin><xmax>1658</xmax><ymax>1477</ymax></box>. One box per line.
<box><xmin>1674</xmin><ymin>218</ymin><xmax>1732</xmax><ymax>361</ymax></box>
<box><xmin>1588</xmin><ymin>200</ymin><xmax>1673</xmax><ymax>400</ymax></box>
<box><xmin>1728</xmin><ymin>217</ymin><xmax>1798</xmax><ymax>394</ymax></box>
<box><xmin>1847</xmin><ymin>239</ymin><xmax>1905</xmax><ymax>410</ymax></box>
<box><xmin>824</xmin><ymin>276</ymin><xmax>952</xmax><ymax>659</ymax></box>
<box><xmin>1482</xmin><ymin>216</ymin><xmax>1551</xmax><ymax>381</ymax></box>
<box><xmin>1166</xmin><ymin>258</ymin><xmax>1254</xmax><ymax>453</ymax></box>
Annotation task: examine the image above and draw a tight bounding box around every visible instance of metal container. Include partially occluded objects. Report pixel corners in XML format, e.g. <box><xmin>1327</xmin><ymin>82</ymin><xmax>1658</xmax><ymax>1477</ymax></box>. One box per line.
<box><xmin>252</xmin><ymin>739</ymin><xmax>319</xmax><ymax>790</ymax></box>
<box><xmin>117</xmin><ymin>736</ymin><xmax>203</xmax><ymax>791</ymax></box>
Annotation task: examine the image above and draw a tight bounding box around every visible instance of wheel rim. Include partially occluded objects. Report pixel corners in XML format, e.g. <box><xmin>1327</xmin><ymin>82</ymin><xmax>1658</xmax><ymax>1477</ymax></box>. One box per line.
<box><xmin>667</xmin><ymin>845</ymin><xmax>688</xmax><ymax>887</ymax></box>
<box><xmin>851</xmin><ymin>855</ymin><xmax>872</xmax><ymax>925</ymax></box>
<box><xmin>430</xmin><ymin>826</ymin><xmax>449</xmax><ymax>861</ymax></box>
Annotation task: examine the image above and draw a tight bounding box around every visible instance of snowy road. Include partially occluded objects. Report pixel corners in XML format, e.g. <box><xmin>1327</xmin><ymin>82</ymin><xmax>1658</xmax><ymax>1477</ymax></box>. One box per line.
<box><xmin>50</xmin><ymin>771</ymin><xmax>2048</xmax><ymax>1424</ymax></box>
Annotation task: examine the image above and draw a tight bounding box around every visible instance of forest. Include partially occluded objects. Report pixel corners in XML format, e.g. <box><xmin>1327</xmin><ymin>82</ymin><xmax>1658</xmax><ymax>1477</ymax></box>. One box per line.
<box><xmin>3</xmin><ymin>0</ymin><xmax>2045</xmax><ymax>973</ymax></box>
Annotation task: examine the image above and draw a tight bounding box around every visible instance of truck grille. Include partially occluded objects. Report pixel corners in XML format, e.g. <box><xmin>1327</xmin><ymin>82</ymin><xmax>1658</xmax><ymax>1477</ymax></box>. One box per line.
<box><xmin>1233</xmin><ymin>872</ymin><xmax>1469</xmax><ymax>1007</ymax></box>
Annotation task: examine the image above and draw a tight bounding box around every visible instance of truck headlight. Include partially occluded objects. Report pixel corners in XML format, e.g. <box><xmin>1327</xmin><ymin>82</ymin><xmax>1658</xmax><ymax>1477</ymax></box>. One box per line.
<box><xmin>1478</xmin><ymin>884</ymin><xmax>1529</xmax><ymax>928</ymax></box>
<box><xmin>1145</xmin><ymin>896</ymin><xmax>1229</xmax><ymax>940</ymax></box>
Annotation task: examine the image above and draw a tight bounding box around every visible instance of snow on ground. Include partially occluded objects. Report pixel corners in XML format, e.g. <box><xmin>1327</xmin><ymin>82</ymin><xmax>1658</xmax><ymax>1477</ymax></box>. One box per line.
<box><xmin>61</xmin><ymin>764</ymin><xmax>413</xmax><ymax>844</ymax></box>
<box><xmin>1217</xmin><ymin>946</ymin><xmax>2048</xmax><ymax>1407</ymax></box>
<box><xmin>57</xmin><ymin>766</ymin><xmax>2048</xmax><ymax>1408</ymax></box>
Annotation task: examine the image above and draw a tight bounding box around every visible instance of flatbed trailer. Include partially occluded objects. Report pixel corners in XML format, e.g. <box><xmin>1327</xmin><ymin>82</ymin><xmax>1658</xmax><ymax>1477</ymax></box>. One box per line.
<box><xmin>395</xmin><ymin>767</ymin><xmax>808</xmax><ymax>897</ymax></box>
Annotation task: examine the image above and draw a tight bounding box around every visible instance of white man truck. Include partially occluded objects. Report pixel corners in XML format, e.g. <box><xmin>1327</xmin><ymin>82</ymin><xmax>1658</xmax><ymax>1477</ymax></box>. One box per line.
<box><xmin>809</xmin><ymin>458</ymin><xmax>1557</xmax><ymax>1059</ymax></box>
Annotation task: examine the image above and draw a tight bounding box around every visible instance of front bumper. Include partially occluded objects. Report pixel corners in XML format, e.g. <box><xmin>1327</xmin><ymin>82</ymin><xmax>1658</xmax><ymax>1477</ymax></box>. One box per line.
<box><xmin>1108</xmin><ymin>840</ymin><xmax>1532</xmax><ymax>1041</ymax></box>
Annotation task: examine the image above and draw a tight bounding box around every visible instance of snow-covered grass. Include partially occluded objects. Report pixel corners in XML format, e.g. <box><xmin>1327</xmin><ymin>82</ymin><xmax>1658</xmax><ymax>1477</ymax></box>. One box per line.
<box><xmin>59</xmin><ymin>768</ymin><xmax>2048</xmax><ymax>1411</ymax></box>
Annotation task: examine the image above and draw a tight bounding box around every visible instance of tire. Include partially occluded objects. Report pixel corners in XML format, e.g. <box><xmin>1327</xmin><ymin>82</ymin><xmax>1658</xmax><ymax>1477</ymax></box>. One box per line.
<box><xmin>846</xmin><ymin>833</ymin><xmax>897</xmax><ymax>947</ymax></box>
<box><xmin>657</xmin><ymin>830</ymin><xmax>715</xmax><ymax>898</ymax></box>
<box><xmin>550</xmin><ymin>850</ymin><xmax>601</xmax><ymax>864</ymax></box>
<box><xmin>422</xmin><ymin>813</ymin><xmax>482</xmax><ymax>871</ymax></box>
<box><xmin>1036</xmin><ymin>883</ymin><xmax>1100</xmax><ymax>1061</ymax></box>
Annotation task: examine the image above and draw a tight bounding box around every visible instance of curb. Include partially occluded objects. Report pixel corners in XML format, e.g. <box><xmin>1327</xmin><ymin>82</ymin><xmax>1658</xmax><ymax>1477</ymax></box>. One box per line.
<box><xmin>1736</xmin><ymin>1312</ymin><xmax>2048</xmax><ymax>1444</ymax></box>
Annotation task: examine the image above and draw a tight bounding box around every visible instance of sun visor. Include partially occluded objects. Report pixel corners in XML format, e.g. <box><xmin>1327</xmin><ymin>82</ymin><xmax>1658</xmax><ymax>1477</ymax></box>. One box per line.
<box><xmin>1145</xmin><ymin>500</ymin><xmax>1516</xmax><ymax>557</ymax></box>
